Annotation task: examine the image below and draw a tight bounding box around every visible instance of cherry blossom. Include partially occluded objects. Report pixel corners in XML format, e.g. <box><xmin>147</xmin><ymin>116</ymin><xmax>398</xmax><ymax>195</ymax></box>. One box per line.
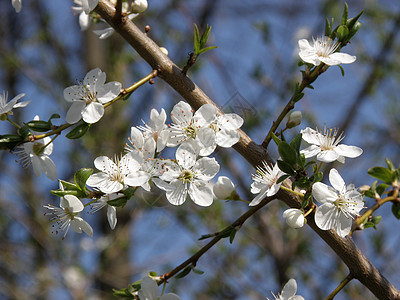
<box><xmin>298</xmin><ymin>36</ymin><xmax>356</xmax><ymax>66</ymax></box>
<box><xmin>0</xmin><ymin>91</ymin><xmax>29</xmax><ymax>117</ymax></box>
<box><xmin>64</xmin><ymin>68</ymin><xmax>121</xmax><ymax>124</ymax></box>
<box><xmin>44</xmin><ymin>194</ymin><xmax>93</xmax><ymax>239</ymax></box>
<box><xmin>138</xmin><ymin>276</ymin><xmax>180</xmax><ymax>300</ymax></box>
<box><xmin>137</xmin><ymin>108</ymin><xmax>169</xmax><ymax>152</ymax></box>
<box><xmin>249</xmin><ymin>162</ymin><xmax>285</xmax><ymax>206</ymax></box>
<box><xmin>91</xmin><ymin>193</ymin><xmax>119</xmax><ymax>230</ymax></box>
<box><xmin>153</xmin><ymin>143</ymin><xmax>220</xmax><ymax>206</ymax></box>
<box><xmin>301</xmin><ymin>127</ymin><xmax>363</xmax><ymax>163</ymax></box>
<box><xmin>268</xmin><ymin>279</ymin><xmax>304</xmax><ymax>300</ymax></box>
<box><xmin>312</xmin><ymin>168</ymin><xmax>364</xmax><ymax>238</ymax></box>
<box><xmin>213</xmin><ymin>176</ymin><xmax>235</xmax><ymax>199</ymax></box>
<box><xmin>283</xmin><ymin>209</ymin><xmax>305</xmax><ymax>229</ymax></box>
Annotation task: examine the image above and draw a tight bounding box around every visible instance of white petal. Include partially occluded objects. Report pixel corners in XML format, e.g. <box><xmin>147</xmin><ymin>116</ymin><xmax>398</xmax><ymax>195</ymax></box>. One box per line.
<box><xmin>335</xmin><ymin>212</ymin><xmax>352</xmax><ymax>237</ymax></box>
<box><xmin>107</xmin><ymin>205</ymin><xmax>117</xmax><ymax>230</ymax></box>
<box><xmin>86</xmin><ymin>172</ymin><xmax>110</xmax><ymax>187</ymax></box>
<box><xmin>84</xmin><ymin>68</ymin><xmax>103</xmax><ymax>89</ymax></box>
<box><xmin>82</xmin><ymin>102</ymin><xmax>104</xmax><ymax>124</ymax></box>
<box><xmin>125</xmin><ymin>171</ymin><xmax>150</xmax><ymax>187</ymax></box>
<box><xmin>138</xmin><ymin>277</ymin><xmax>158</xmax><ymax>300</ymax></box>
<box><xmin>300</xmin><ymin>127</ymin><xmax>321</xmax><ymax>145</ymax></box>
<box><xmin>97</xmin><ymin>81</ymin><xmax>121</xmax><ymax>103</ymax></box>
<box><xmin>314</xmin><ymin>203</ymin><xmax>338</xmax><ymax>231</ymax></box>
<box><xmin>213</xmin><ymin>176</ymin><xmax>235</xmax><ymax>199</ymax></box>
<box><xmin>312</xmin><ymin>182</ymin><xmax>337</xmax><ymax>204</ymax></box>
<box><xmin>64</xmin><ymin>85</ymin><xmax>83</xmax><ymax>102</ymax></box>
<box><xmin>283</xmin><ymin>209</ymin><xmax>305</xmax><ymax>229</ymax></box>
<box><xmin>193</xmin><ymin>104</ymin><xmax>217</xmax><ymax>127</ymax></box>
<box><xmin>176</xmin><ymin>143</ymin><xmax>197</xmax><ymax>169</ymax></box>
<box><xmin>299</xmin><ymin>51</ymin><xmax>321</xmax><ymax>65</ymax></box>
<box><xmin>40</xmin><ymin>156</ymin><xmax>57</xmax><ymax>180</ymax></box>
<box><xmin>316</xmin><ymin>150</ymin><xmax>339</xmax><ymax>163</ymax></box>
<box><xmin>66</xmin><ymin>101</ymin><xmax>86</xmax><ymax>124</ymax></box>
<box><xmin>322</xmin><ymin>52</ymin><xmax>356</xmax><ymax>65</ymax></box>
<box><xmin>216</xmin><ymin>129</ymin><xmax>239</xmax><ymax>148</ymax></box>
<box><xmin>298</xmin><ymin>39</ymin><xmax>313</xmax><ymax>51</ymax></box>
<box><xmin>71</xmin><ymin>217</ymin><xmax>93</xmax><ymax>237</ymax></box>
<box><xmin>93</xmin><ymin>27</ymin><xmax>115</xmax><ymax>39</ymax></box>
<box><xmin>193</xmin><ymin>157</ymin><xmax>220</xmax><ymax>181</ymax></box>
<box><xmin>334</xmin><ymin>144</ymin><xmax>363</xmax><ymax>158</ymax></box>
<box><xmin>250</xmin><ymin>181</ymin><xmax>265</xmax><ymax>194</ymax></box>
<box><xmin>160</xmin><ymin>293</ymin><xmax>181</xmax><ymax>300</ymax></box>
<box><xmin>218</xmin><ymin>113</ymin><xmax>243</xmax><ymax>130</ymax></box>
<box><xmin>281</xmin><ymin>278</ymin><xmax>297</xmax><ymax>298</ymax></box>
<box><xmin>249</xmin><ymin>186</ymin><xmax>269</xmax><ymax>206</ymax></box>
<box><xmin>31</xmin><ymin>156</ymin><xmax>43</xmax><ymax>177</ymax></box>
<box><xmin>63</xmin><ymin>195</ymin><xmax>84</xmax><ymax>213</ymax></box>
<box><xmin>12</xmin><ymin>0</ymin><xmax>22</xmax><ymax>13</ymax></box>
<box><xmin>189</xmin><ymin>181</ymin><xmax>213</xmax><ymax>206</ymax></box>
<box><xmin>93</xmin><ymin>156</ymin><xmax>118</xmax><ymax>175</ymax></box>
<box><xmin>329</xmin><ymin>168</ymin><xmax>345</xmax><ymax>194</ymax></box>
<box><xmin>266</xmin><ymin>182</ymin><xmax>281</xmax><ymax>197</ymax></box>
<box><xmin>99</xmin><ymin>180</ymin><xmax>124</xmax><ymax>194</ymax></box>
<box><xmin>150</xmin><ymin>108</ymin><xmax>167</xmax><ymax>131</ymax></box>
<box><xmin>130</xmin><ymin>127</ymin><xmax>144</xmax><ymax>150</ymax></box>
<box><xmin>171</xmin><ymin>101</ymin><xmax>193</xmax><ymax>126</ymax></box>
<box><xmin>12</xmin><ymin>100</ymin><xmax>30</xmax><ymax>108</ymax></box>
<box><xmin>78</xmin><ymin>12</ymin><xmax>91</xmax><ymax>30</ymax></box>
<box><xmin>165</xmin><ymin>180</ymin><xmax>188</xmax><ymax>205</ymax></box>
<box><xmin>300</xmin><ymin>145</ymin><xmax>321</xmax><ymax>158</ymax></box>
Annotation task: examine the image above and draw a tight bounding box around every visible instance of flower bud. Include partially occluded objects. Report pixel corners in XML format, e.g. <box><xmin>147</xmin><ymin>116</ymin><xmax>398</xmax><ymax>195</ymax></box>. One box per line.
<box><xmin>283</xmin><ymin>208</ymin><xmax>305</xmax><ymax>228</ymax></box>
<box><xmin>286</xmin><ymin>111</ymin><xmax>302</xmax><ymax>128</ymax></box>
<box><xmin>160</xmin><ymin>47</ymin><xmax>169</xmax><ymax>56</ymax></box>
<box><xmin>132</xmin><ymin>0</ymin><xmax>148</xmax><ymax>14</ymax></box>
<box><xmin>213</xmin><ymin>176</ymin><xmax>235</xmax><ymax>199</ymax></box>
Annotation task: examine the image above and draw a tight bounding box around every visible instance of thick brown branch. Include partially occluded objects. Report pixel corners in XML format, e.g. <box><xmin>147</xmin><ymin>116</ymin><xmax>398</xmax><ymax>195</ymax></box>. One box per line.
<box><xmin>95</xmin><ymin>1</ymin><xmax>400</xmax><ymax>298</ymax></box>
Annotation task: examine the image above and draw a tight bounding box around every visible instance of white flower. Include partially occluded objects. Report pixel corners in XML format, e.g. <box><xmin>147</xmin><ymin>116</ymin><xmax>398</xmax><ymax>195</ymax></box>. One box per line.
<box><xmin>72</xmin><ymin>0</ymin><xmax>92</xmax><ymax>31</ymax></box>
<box><xmin>249</xmin><ymin>162</ymin><xmax>285</xmax><ymax>206</ymax></box>
<box><xmin>44</xmin><ymin>194</ymin><xmax>93</xmax><ymax>239</ymax></box>
<box><xmin>312</xmin><ymin>168</ymin><xmax>364</xmax><ymax>237</ymax></box>
<box><xmin>137</xmin><ymin>108</ymin><xmax>169</xmax><ymax>152</ymax></box>
<box><xmin>268</xmin><ymin>279</ymin><xmax>304</xmax><ymax>300</ymax></box>
<box><xmin>283</xmin><ymin>209</ymin><xmax>305</xmax><ymax>229</ymax></box>
<box><xmin>80</xmin><ymin>0</ymin><xmax>99</xmax><ymax>14</ymax></box>
<box><xmin>138</xmin><ymin>276</ymin><xmax>180</xmax><ymax>300</ymax></box>
<box><xmin>12</xmin><ymin>0</ymin><xmax>22</xmax><ymax>13</ymax></box>
<box><xmin>213</xmin><ymin>176</ymin><xmax>235</xmax><ymax>199</ymax></box>
<box><xmin>91</xmin><ymin>193</ymin><xmax>119</xmax><ymax>230</ymax></box>
<box><xmin>0</xmin><ymin>91</ymin><xmax>29</xmax><ymax>117</ymax></box>
<box><xmin>64</xmin><ymin>68</ymin><xmax>121</xmax><ymax>124</ymax></box>
<box><xmin>86</xmin><ymin>153</ymin><xmax>149</xmax><ymax>194</ymax></box>
<box><xmin>300</xmin><ymin>127</ymin><xmax>363</xmax><ymax>163</ymax></box>
<box><xmin>15</xmin><ymin>122</ymin><xmax>57</xmax><ymax>181</ymax></box>
<box><xmin>153</xmin><ymin>143</ymin><xmax>220</xmax><ymax>206</ymax></box>
<box><xmin>167</xmin><ymin>101</ymin><xmax>217</xmax><ymax>155</ymax></box>
<box><xmin>298</xmin><ymin>36</ymin><xmax>356</xmax><ymax>66</ymax></box>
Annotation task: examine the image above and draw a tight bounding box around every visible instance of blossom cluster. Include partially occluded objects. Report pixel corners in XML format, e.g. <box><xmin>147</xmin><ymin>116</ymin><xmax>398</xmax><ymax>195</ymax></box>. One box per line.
<box><xmin>45</xmin><ymin>98</ymin><xmax>243</xmax><ymax>237</ymax></box>
<box><xmin>250</xmin><ymin>126</ymin><xmax>364</xmax><ymax>238</ymax></box>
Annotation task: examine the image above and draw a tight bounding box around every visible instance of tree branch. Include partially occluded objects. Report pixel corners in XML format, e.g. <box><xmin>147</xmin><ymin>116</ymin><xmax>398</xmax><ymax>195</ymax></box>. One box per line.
<box><xmin>94</xmin><ymin>1</ymin><xmax>400</xmax><ymax>298</ymax></box>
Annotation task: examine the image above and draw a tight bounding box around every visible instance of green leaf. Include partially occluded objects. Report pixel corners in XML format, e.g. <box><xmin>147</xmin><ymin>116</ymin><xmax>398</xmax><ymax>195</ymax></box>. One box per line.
<box><xmin>193</xmin><ymin>24</ymin><xmax>200</xmax><ymax>54</ymax></box>
<box><xmin>363</xmin><ymin>222</ymin><xmax>376</xmax><ymax>230</ymax></box>
<box><xmin>336</xmin><ymin>25</ymin><xmax>349</xmax><ymax>41</ymax></box>
<box><xmin>192</xmin><ymin>268</ymin><xmax>204</xmax><ymax>275</ymax></box>
<box><xmin>17</xmin><ymin>126</ymin><xmax>33</xmax><ymax>139</ymax></box>
<box><xmin>122</xmin><ymin>187</ymin><xmax>136</xmax><ymax>199</ymax></box>
<box><xmin>175</xmin><ymin>266</ymin><xmax>191</xmax><ymax>279</ymax></box>
<box><xmin>376</xmin><ymin>183</ymin><xmax>389</xmax><ymax>196</ymax></box>
<box><xmin>107</xmin><ymin>197</ymin><xmax>128</xmax><ymax>207</ymax></box>
<box><xmin>371</xmin><ymin>216</ymin><xmax>382</xmax><ymax>225</ymax></box>
<box><xmin>277</xmin><ymin>160</ymin><xmax>294</xmax><ymax>175</ymax></box>
<box><xmin>271</xmin><ymin>132</ymin><xmax>282</xmax><ymax>146</ymax></box>
<box><xmin>0</xmin><ymin>134</ymin><xmax>23</xmax><ymax>150</ymax></box>
<box><xmin>368</xmin><ymin>166</ymin><xmax>395</xmax><ymax>184</ymax></box>
<box><xmin>59</xmin><ymin>180</ymin><xmax>81</xmax><ymax>190</ymax></box>
<box><xmin>198</xmin><ymin>233</ymin><xmax>213</xmax><ymax>240</ymax></box>
<box><xmin>198</xmin><ymin>46</ymin><xmax>218</xmax><ymax>55</ymax></box>
<box><xmin>277</xmin><ymin>174</ymin><xmax>290</xmax><ymax>184</ymax></box>
<box><xmin>50</xmin><ymin>189</ymin><xmax>87</xmax><ymax>198</ymax></box>
<box><xmin>341</xmin><ymin>2</ymin><xmax>348</xmax><ymax>25</ymax></box>
<box><xmin>347</xmin><ymin>10</ymin><xmax>363</xmax><ymax>30</ymax></box>
<box><xmin>325</xmin><ymin>17</ymin><xmax>332</xmax><ymax>36</ymax></box>
<box><xmin>278</xmin><ymin>142</ymin><xmax>297</xmax><ymax>166</ymax></box>
<box><xmin>337</xmin><ymin>65</ymin><xmax>345</xmax><ymax>77</ymax></box>
<box><xmin>385</xmin><ymin>158</ymin><xmax>395</xmax><ymax>171</ymax></box>
<box><xmin>48</xmin><ymin>113</ymin><xmax>60</xmax><ymax>122</ymax></box>
<box><xmin>346</xmin><ymin>21</ymin><xmax>362</xmax><ymax>41</ymax></box>
<box><xmin>66</xmin><ymin>122</ymin><xmax>91</xmax><ymax>139</ymax></box>
<box><xmin>25</xmin><ymin>120</ymin><xmax>52</xmax><ymax>132</ymax></box>
<box><xmin>392</xmin><ymin>202</ymin><xmax>400</xmax><ymax>220</ymax></box>
<box><xmin>199</xmin><ymin>25</ymin><xmax>212</xmax><ymax>49</ymax></box>
<box><xmin>290</xmin><ymin>133</ymin><xmax>303</xmax><ymax>153</ymax></box>
<box><xmin>74</xmin><ymin>168</ymin><xmax>93</xmax><ymax>192</ymax></box>
<box><xmin>229</xmin><ymin>228</ymin><xmax>237</xmax><ymax>244</ymax></box>
<box><xmin>293</xmin><ymin>92</ymin><xmax>304</xmax><ymax>102</ymax></box>
<box><xmin>363</xmin><ymin>190</ymin><xmax>376</xmax><ymax>199</ymax></box>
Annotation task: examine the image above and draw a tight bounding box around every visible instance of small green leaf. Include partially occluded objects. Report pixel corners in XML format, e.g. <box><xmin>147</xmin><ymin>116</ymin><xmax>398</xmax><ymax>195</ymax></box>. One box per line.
<box><xmin>277</xmin><ymin>174</ymin><xmax>290</xmax><ymax>184</ymax></box>
<box><xmin>363</xmin><ymin>222</ymin><xmax>376</xmax><ymax>230</ymax></box>
<box><xmin>192</xmin><ymin>268</ymin><xmax>204</xmax><ymax>275</ymax></box>
<box><xmin>199</xmin><ymin>25</ymin><xmax>212</xmax><ymax>49</ymax></box>
<box><xmin>198</xmin><ymin>46</ymin><xmax>218</xmax><ymax>55</ymax></box>
<box><xmin>392</xmin><ymin>202</ymin><xmax>400</xmax><ymax>219</ymax></box>
<box><xmin>74</xmin><ymin>168</ymin><xmax>93</xmax><ymax>192</ymax></box>
<box><xmin>290</xmin><ymin>133</ymin><xmax>303</xmax><ymax>153</ymax></box>
<box><xmin>0</xmin><ymin>134</ymin><xmax>23</xmax><ymax>143</ymax></box>
<box><xmin>25</xmin><ymin>120</ymin><xmax>52</xmax><ymax>132</ymax></box>
<box><xmin>50</xmin><ymin>189</ymin><xmax>87</xmax><ymax>198</ymax></box>
<box><xmin>368</xmin><ymin>166</ymin><xmax>395</xmax><ymax>184</ymax></box>
<box><xmin>371</xmin><ymin>216</ymin><xmax>381</xmax><ymax>225</ymax></box>
<box><xmin>219</xmin><ymin>227</ymin><xmax>234</xmax><ymax>238</ymax></box>
<box><xmin>376</xmin><ymin>183</ymin><xmax>389</xmax><ymax>196</ymax></box>
<box><xmin>278</xmin><ymin>142</ymin><xmax>297</xmax><ymax>166</ymax></box>
<box><xmin>175</xmin><ymin>266</ymin><xmax>191</xmax><ymax>279</ymax></box>
<box><xmin>346</xmin><ymin>21</ymin><xmax>362</xmax><ymax>41</ymax></box>
<box><xmin>271</xmin><ymin>132</ymin><xmax>282</xmax><ymax>146</ymax></box>
<box><xmin>336</xmin><ymin>25</ymin><xmax>349</xmax><ymax>41</ymax></box>
<box><xmin>385</xmin><ymin>158</ymin><xmax>395</xmax><ymax>171</ymax></box>
<box><xmin>229</xmin><ymin>228</ymin><xmax>237</xmax><ymax>244</ymax></box>
<box><xmin>198</xmin><ymin>234</ymin><xmax>214</xmax><ymax>240</ymax></box>
<box><xmin>193</xmin><ymin>24</ymin><xmax>200</xmax><ymax>54</ymax></box>
<box><xmin>59</xmin><ymin>180</ymin><xmax>81</xmax><ymax>190</ymax></box>
<box><xmin>347</xmin><ymin>10</ymin><xmax>363</xmax><ymax>30</ymax></box>
<box><xmin>66</xmin><ymin>122</ymin><xmax>91</xmax><ymax>139</ymax></box>
<box><xmin>48</xmin><ymin>114</ymin><xmax>60</xmax><ymax>122</ymax></box>
<box><xmin>107</xmin><ymin>197</ymin><xmax>128</xmax><ymax>207</ymax></box>
<box><xmin>123</xmin><ymin>187</ymin><xmax>136</xmax><ymax>199</ymax></box>
<box><xmin>363</xmin><ymin>190</ymin><xmax>376</xmax><ymax>199</ymax></box>
<box><xmin>277</xmin><ymin>160</ymin><xmax>294</xmax><ymax>175</ymax></box>
<box><xmin>341</xmin><ymin>2</ymin><xmax>349</xmax><ymax>25</ymax></box>
<box><xmin>325</xmin><ymin>17</ymin><xmax>332</xmax><ymax>36</ymax></box>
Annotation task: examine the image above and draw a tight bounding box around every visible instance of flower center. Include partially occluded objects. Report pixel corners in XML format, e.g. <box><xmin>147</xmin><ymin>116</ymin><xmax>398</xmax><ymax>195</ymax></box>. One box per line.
<box><xmin>179</xmin><ymin>169</ymin><xmax>194</xmax><ymax>183</ymax></box>
<box><xmin>313</xmin><ymin>36</ymin><xmax>340</xmax><ymax>58</ymax></box>
<box><xmin>210</xmin><ymin>122</ymin><xmax>220</xmax><ymax>133</ymax></box>
<box><xmin>320</xmin><ymin>127</ymin><xmax>344</xmax><ymax>151</ymax></box>
<box><xmin>334</xmin><ymin>195</ymin><xmax>359</xmax><ymax>219</ymax></box>
<box><xmin>81</xmin><ymin>85</ymin><xmax>97</xmax><ymax>104</ymax></box>
<box><xmin>184</xmin><ymin>123</ymin><xmax>198</xmax><ymax>139</ymax></box>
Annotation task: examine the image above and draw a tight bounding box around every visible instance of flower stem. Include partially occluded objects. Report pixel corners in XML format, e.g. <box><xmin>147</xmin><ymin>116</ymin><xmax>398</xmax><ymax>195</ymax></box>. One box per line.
<box><xmin>280</xmin><ymin>185</ymin><xmax>304</xmax><ymax>197</ymax></box>
<box><xmin>324</xmin><ymin>273</ymin><xmax>354</xmax><ymax>300</ymax></box>
<box><xmin>6</xmin><ymin>116</ymin><xmax>21</xmax><ymax>129</ymax></box>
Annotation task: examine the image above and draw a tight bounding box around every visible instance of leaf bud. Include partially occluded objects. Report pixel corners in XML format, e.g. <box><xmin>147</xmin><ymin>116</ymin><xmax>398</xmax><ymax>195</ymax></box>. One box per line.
<box><xmin>286</xmin><ymin>111</ymin><xmax>302</xmax><ymax>128</ymax></box>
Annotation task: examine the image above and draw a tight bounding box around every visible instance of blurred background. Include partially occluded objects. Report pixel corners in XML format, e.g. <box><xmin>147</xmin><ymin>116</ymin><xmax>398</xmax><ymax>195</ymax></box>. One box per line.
<box><xmin>0</xmin><ymin>0</ymin><xmax>400</xmax><ymax>299</ymax></box>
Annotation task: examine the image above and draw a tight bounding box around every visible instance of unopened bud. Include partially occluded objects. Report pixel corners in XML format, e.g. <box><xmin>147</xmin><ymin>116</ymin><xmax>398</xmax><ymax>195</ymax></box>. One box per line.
<box><xmin>160</xmin><ymin>47</ymin><xmax>168</xmax><ymax>56</ymax></box>
<box><xmin>283</xmin><ymin>208</ymin><xmax>305</xmax><ymax>228</ymax></box>
<box><xmin>286</xmin><ymin>111</ymin><xmax>302</xmax><ymax>128</ymax></box>
<box><xmin>0</xmin><ymin>113</ymin><xmax>7</xmax><ymax>121</ymax></box>
<box><xmin>132</xmin><ymin>0</ymin><xmax>148</xmax><ymax>14</ymax></box>
<box><xmin>213</xmin><ymin>176</ymin><xmax>235</xmax><ymax>199</ymax></box>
